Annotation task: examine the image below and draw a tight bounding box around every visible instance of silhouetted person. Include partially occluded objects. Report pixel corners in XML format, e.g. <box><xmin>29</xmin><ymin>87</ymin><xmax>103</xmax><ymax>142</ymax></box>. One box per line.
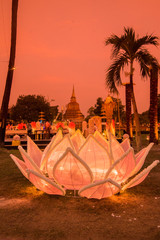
<box><xmin>27</xmin><ymin>122</ymin><xmax>32</xmax><ymax>137</ymax></box>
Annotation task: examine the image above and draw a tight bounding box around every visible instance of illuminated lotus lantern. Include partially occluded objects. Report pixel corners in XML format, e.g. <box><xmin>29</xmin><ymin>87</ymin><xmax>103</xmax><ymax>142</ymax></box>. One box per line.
<box><xmin>10</xmin><ymin>129</ymin><xmax>159</xmax><ymax>199</ymax></box>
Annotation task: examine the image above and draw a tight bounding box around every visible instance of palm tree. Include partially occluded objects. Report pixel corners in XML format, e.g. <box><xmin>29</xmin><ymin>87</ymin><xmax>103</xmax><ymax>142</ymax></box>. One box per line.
<box><xmin>123</xmin><ymin>82</ymin><xmax>133</xmax><ymax>139</ymax></box>
<box><xmin>149</xmin><ymin>67</ymin><xmax>159</xmax><ymax>144</ymax></box>
<box><xmin>0</xmin><ymin>0</ymin><xmax>19</xmax><ymax>147</ymax></box>
<box><xmin>105</xmin><ymin>27</ymin><xmax>159</xmax><ymax>149</ymax></box>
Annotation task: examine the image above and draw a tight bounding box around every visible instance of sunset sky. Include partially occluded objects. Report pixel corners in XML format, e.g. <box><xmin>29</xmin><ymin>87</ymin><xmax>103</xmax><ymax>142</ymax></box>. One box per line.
<box><xmin>0</xmin><ymin>0</ymin><xmax>160</xmax><ymax>116</ymax></box>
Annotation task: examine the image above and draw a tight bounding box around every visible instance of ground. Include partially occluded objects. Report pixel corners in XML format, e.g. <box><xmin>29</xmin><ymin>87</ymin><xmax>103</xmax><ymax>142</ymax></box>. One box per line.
<box><xmin>0</xmin><ymin>143</ymin><xmax>160</xmax><ymax>240</ymax></box>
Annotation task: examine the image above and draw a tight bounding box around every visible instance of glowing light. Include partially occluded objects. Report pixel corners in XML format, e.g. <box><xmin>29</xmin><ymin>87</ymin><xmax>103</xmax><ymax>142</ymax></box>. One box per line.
<box><xmin>113</xmin><ymin>169</ymin><xmax>118</xmax><ymax>175</ymax></box>
<box><xmin>10</xmin><ymin>130</ymin><xmax>159</xmax><ymax>199</ymax></box>
<box><xmin>9</xmin><ymin>67</ymin><xmax>16</xmax><ymax>70</ymax></box>
<box><xmin>59</xmin><ymin>167</ymin><xmax>64</xmax><ymax>171</ymax></box>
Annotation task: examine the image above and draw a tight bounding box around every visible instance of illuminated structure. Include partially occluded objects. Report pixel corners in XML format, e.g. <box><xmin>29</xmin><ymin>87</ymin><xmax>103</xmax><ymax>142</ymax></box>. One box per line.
<box><xmin>63</xmin><ymin>86</ymin><xmax>84</xmax><ymax>129</ymax></box>
<box><xmin>10</xmin><ymin>130</ymin><xmax>159</xmax><ymax>199</ymax></box>
<box><xmin>101</xmin><ymin>96</ymin><xmax>115</xmax><ymax>133</ymax></box>
<box><xmin>102</xmin><ymin>96</ymin><xmax>115</xmax><ymax>126</ymax></box>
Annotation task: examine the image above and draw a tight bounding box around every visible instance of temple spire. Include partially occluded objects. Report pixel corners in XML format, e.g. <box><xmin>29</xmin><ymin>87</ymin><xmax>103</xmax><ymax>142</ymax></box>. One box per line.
<box><xmin>64</xmin><ymin>86</ymin><xmax>84</xmax><ymax>129</ymax></box>
<box><xmin>71</xmin><ymin>85</ymin><xmax>76</xmax><ymax>102</ymax></box>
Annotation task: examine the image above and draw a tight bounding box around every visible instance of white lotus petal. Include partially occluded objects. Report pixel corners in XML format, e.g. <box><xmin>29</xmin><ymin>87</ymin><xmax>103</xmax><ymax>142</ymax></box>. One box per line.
<box><xmin>78</xmin><ymin>135</ymin><xmax>111</xmax><ymax>181</ymax></box>
<box><xmin>71</xmin><ymin>129</ymin><xmax>86</xmax><ymax>152</ymax></box>
<box><xmin>128</xmin><ymin>143</ymin><xmax>154</xmax><ymax>178</ymax></box>
<box><xmin>27</xmin><ymin>136</ymin><xmax>42</xmax><ymax>167</ymax></box>
<box><xmin>10</xmin><ymin>154</ymin><xmax>28</xmax><ymax>179</ymax></box>
<box><xmin>108</xmin><ymin>132</ymin><xmax>125</xmax><ymax>162</ymax></box>
<box><xmin>18</xmin><ymin>145</ymin><xmax>42</xmax><ymax>174</ymax></box>
<box><xmin>42</xmin><ymin>135</ymin><xmax>56</xmax><ymax>157</ymax></box>
<box><xmin>40</xmin><ymin>130</ymin><xmax>63</xmax><ymax>171</ymax></box>
<box><xmin>53</xmin><ymin>147</ymin><xmax>93</xmax><ymax>190</ymax></box>
<box><xmin>105</xmin><ymin>147</ymin><xmax>136</xmax><ymax>183</ymax></box>
<box><xmin>78</xmin><ymin>178</ymin><xmax>121</xmax><ymax>199</ymax></box>
<box><xmin>93</xmin><ymin>130</ymin><xmax>109</xmax><ymax>151</ymax></box>
<box><xmin>26</xmin><ymin>169</ymin><xmax>65</xmax><ymax>195</ymax></box>
<box><xmin>120</xmin><ymin>138</ymin><xmax>131</xmax><ymax>151</ymax></box>
<box><xmin>47</xmin><ymin>134</ymin><xmax>75</xmax><ymax>178</ymax></box>
<box><xmin>122</xmin><ymin>160</ymin><xmax>159</xmax><ymax>191</ymax></box>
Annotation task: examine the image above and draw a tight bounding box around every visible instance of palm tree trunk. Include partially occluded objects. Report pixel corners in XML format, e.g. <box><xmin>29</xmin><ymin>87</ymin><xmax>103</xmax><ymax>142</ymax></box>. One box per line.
<box><xmin>0</xmin><ymin>0</ymin><xmax>19</xmax><ymax>147</ymax></box>
<box><xmin>130</xmin><ymin>63</ymin><xmax>142</xmax><ymax>150</ymax></box>
<box><xmin>125</xmin><ymin>83</ymin><xmax>133</xmax><ymax>139</ymax></box>
<box><xmin>149</xmin><ymin>67</ymin><xmax>158</xmax><ymax>144</ymax></box>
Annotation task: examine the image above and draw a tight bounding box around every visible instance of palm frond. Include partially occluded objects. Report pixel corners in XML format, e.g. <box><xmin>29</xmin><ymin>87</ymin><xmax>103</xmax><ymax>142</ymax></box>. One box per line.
<box><xmin>106</xmin><ymin>53</ymin><xmax>128</xmax><ymax>93</ymax></box>
<box><xmin>105</xmin><ymin>27</ymin><xmax>136</xmax><ymax>58</ymax></box>
<box><xmin>136</xmin><ymin>49</ymin><xmax>159</xmax><ymax>77</ymax></box>
<box><xmin>105</xmin><ymin>35</ymin><xmax>122</xmax><ymax>58</ymax></box>
<box><xmin>123</xmin><ymin>27</ymin><xmax>135</xmax><ymax>41</ymax></box>
<box><xmin>105</xmin><ymin>27</ymin><xmax>159</xmax><ymax>90</ymax></box>
<box><xmin>134</xmin><ymin>35</ymin><xmax>159</xmax><ymax>52</ymax></box>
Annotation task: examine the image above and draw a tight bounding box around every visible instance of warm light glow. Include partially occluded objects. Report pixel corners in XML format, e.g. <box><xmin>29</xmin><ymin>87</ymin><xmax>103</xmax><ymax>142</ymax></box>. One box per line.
<box><xmin>10</xmin><ymin>130</ymin><xmax>159</xmax><ymax>199</ymax></box>
<box><xmin>9</xmin><ymin>67</ymin><xmax>16</xmax><ymax>70</ymax></box>
<box><xmin>113</xmin><ymin>169</ymin><xmax>118</xmax><ymax>175</ymax></box>
<box><xmin>1</xmin><ymin>1</ymin><xmax>158</xmax><ymax>116</ymax></box>
<box><xmin>59</xmin><ymin>166</ymin><xmax>64</xmax><ymax>171</ymax></box>
<box><xmin>22</xmin><ymin>186</ymin><xmax>44</xmax><ymax>196</ymax></box>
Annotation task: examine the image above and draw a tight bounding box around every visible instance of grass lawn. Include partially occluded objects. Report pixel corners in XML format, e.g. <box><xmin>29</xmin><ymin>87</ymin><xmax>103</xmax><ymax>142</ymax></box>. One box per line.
<box><xmin>0</xmin><ymin>139</ymin><xmax>160</xmax><ymax>240</ymax></box>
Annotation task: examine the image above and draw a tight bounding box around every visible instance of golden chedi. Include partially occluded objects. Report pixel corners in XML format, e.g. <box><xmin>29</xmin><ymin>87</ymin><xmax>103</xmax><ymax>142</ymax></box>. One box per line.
<box><xmin>63</xmin><ymin>86</ymin><xmax>84</xmax><ymax>129</ymax></box>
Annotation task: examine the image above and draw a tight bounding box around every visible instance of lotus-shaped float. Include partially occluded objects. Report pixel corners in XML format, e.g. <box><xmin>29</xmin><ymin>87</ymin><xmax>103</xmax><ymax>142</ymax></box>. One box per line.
<box><xmin>10</xmin><ymin>130</ymin><xmax>159</xmax><ymax>199</ymax></box>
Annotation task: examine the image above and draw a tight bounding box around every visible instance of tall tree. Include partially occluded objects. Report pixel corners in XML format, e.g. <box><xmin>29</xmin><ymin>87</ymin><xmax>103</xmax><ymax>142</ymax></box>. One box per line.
<box><xmin>94</xmin><ymin>97</ymin><xmax>104</xmax><ymax>116</ymax></box>
<box><xmin>105</xmin><ymin>27</ymin><xmax>159</xmax><ymax>149</ymax></box>
<box><xmin>123</xmin><ymin>83</ymin><xmax>133</xmax><ymax>138</ymax></box>
<box><xmin>112</xmin><ymin>96</ymin><xmax>126</xmax><ymax>125</ymax></box>
<box><xmin>0</xmin><ymin>0</ymin><xmax>19</xmax><ymax>147</ymax></box>
<box><xmin>149</xmin><ymin>67</ymin><xmax>159</xmax><ymax>144</ymax></box>
<box><xmin>10</xmin><ymin>95</ymin><xmax>57</xmax><ymax>122</ymax></box>
<box><xmin>158</xmin><ymin>94</ymin><xmax>160</xmax><ymax>122</ymax></box>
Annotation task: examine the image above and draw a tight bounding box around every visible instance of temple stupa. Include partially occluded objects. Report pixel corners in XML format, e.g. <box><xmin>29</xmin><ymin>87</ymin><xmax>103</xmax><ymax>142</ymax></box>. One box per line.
<box><xmin>63</xmin><ymin>86</ymin><xmax>84</xmax><ymax>129</ymax></box>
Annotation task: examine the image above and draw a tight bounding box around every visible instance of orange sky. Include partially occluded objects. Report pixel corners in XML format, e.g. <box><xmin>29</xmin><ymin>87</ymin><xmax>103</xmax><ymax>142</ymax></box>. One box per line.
<box><xmin>0</xmin><ymin>0</ymin><xmax>160</xmax><ymax>116</ymax></box>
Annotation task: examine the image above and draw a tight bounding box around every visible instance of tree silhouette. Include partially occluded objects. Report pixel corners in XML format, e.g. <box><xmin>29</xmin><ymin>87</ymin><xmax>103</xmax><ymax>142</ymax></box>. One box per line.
<box><xmin>105</xmin><ymin>27</ymin><xmax>159</xmax><ymax>148</ymax></box>
<box><xmin>0</xmin><ymin>0</ymin><xmax>19</xmax><ymax>146</ymax></box>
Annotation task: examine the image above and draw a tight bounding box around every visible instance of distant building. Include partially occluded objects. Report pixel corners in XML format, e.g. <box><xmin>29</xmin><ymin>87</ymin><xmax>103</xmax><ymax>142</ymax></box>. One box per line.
<box><xmin>63</xmin><ymin>86</ymin><xmax>84</xmax><ymax>129</ymax></box>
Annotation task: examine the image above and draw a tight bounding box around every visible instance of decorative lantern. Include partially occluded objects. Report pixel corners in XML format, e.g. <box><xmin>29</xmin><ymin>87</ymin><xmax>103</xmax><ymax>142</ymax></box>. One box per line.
<box><xmin>10</xmin><ymin>129</ymin><xmax>159</xmax><ymax>199</ymax></box>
